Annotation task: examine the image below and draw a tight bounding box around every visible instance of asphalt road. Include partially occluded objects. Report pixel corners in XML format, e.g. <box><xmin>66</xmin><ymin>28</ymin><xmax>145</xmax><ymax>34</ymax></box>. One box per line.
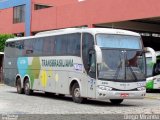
<box><xmin>0</xmin><ymin>85</ymin><xmax>160</xmax><ymax>120</ymax></box>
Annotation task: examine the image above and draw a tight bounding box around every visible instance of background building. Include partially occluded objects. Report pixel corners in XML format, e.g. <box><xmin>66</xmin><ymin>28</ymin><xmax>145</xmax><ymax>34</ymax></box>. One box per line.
<box><xmin>1</xmin><ymin>0</ymin><xmax>160</xmax><ymax>49</ymax></box>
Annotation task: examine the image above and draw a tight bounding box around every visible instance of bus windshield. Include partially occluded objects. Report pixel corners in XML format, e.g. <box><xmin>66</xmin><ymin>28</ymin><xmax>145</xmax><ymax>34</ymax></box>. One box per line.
<box><xmin>96</xmin><ymin>34</ymin><xmax>145</xmax><ymax>82</ymax></box>
<box><xmin>146</xmin><ymin>56</ymin><xmax>160</xmax><ymax>77</ymax></box>
<box><xmin>146</xmin><ymin>57</ymin><xmax>154</xmax><ymax>77</ymax></box>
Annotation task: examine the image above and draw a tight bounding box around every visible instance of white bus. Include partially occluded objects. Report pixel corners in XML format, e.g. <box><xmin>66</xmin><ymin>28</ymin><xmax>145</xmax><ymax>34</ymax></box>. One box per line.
<box><xmin>3</xmin><ymin>28</ymin><xmax>150</xmax><ymax>104</ymax></box>
<box><xmin>146</xmin><ymin>50</ymin><xmax>160</xmax><ymax>91</ymax></box>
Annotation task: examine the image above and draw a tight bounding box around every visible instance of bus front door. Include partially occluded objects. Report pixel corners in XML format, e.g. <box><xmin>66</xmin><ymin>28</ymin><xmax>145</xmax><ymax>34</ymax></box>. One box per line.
<box><xmin>87</xmin><ymin>50</ymin><xmax>96</xmax><ymax>98</ymax></box>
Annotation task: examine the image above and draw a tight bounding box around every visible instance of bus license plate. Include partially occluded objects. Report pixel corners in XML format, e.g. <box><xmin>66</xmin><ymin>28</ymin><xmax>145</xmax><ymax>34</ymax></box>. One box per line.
<box><xmin>120</xmin><ymin>93</ymin><xmax>129</xmax><ymax>97</ymax></box>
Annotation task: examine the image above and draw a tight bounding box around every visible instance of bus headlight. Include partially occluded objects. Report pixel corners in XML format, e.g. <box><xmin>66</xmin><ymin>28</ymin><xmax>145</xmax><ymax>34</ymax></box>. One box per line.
<box><xmin>98</xmin><ymin>86</ymin><xmax>112</xmax><ymax>91</ymax></box>
<box><xmin>137</xmin><ymin>87</ymin><xmax>146</xmax><ymax>91</ymax></box>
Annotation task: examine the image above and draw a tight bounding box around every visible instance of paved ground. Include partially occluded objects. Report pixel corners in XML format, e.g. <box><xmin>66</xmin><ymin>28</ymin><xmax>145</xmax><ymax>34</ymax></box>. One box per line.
<box><xmin>0</xmin><ymin>85</ymin><xmax>160</xmax><ymax>120</ymax></box>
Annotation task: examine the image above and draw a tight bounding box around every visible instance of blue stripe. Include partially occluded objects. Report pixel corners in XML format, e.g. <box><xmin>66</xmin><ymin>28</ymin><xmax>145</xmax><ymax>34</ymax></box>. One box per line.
<box><xmin>0</xmin><ymin>0</ymin><xmax>26</xmax><ymax>9</ymax></box>
<box><xmin>0</xmin><ymin>0</ymin><xmax>31</xmax><ymax>36</ymax></box>
<box><xmin>25</xmin><ymin>0</ymin><xmax>31</xmax><ymax>36</ymax></box>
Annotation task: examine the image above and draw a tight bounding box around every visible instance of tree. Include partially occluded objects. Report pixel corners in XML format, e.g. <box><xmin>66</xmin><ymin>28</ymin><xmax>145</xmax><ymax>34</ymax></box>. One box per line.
<box><xmin>0</xmin><ymin>34</ymin><xmax>15</xmax><ymax>52</ymax></box>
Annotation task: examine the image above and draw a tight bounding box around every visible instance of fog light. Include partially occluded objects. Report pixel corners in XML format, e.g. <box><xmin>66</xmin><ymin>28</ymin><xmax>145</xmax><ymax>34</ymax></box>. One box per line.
<box><xmin>98</xmin><ymin>85</ymin><xmax>112</xmax><ymax>91</ymax></box>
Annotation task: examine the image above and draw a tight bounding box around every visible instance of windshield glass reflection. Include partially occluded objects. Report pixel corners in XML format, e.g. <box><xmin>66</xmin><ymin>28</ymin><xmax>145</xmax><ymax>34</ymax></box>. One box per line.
<box><xmin>98</xmin><ymin>49</ymin><xmax>146</xmax><ymax>82</ymax></box>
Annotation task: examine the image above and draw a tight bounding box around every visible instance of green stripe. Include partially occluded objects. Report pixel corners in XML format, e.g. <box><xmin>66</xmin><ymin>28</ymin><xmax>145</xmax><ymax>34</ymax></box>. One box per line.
<box><xmin>146</xmin><ymin>80</ymin><xmax>154</xmax><ymax>89</ymax></box>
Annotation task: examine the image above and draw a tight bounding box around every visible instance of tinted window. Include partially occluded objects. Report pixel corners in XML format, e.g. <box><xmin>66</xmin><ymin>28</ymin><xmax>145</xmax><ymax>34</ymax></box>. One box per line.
<box><xmin>5</xmin><ymin>42</ymin><xmax>16</xmax><ymax>58</ymax></box>
<box><xmin>15</xmin><ymin>41</ymin><xmax>24</xmax><ymax>57</ymax></box>
<box><xmin>43</xmin><ymin>36</ymin><xmax>55</xmax><ymax>56</ymax></box>
<box><xmin>5</xmin><ymin>41</ymin><xmax>24</xmax><ymax>58</ymax></box>
<box><xmin>5</xmin><ymin>33</ymin><xmax>81</xmax><ymax>57</ymax></box>
<box><xmin>55</xmin><ymin>35</ymin><xmax>67</xmax><ymax>55</ymax></box>
<box><xmin>54</xmin><ymin>33</ymin><xmax>81</xmax><ymax>56</ymax></box>
<box><xmin>67</xmin><ymin>33</ymin><xmax>81</xmax><ymax>56</ymax></box>
<box><xmin>24</xmin><ymin>39</ymin><xmax>34</xmax><ymax>56</ymax></box>
<box><xmin>33</xmin><ymin>38</ymin><xmax>43</xmax><ymax>56</ymax></box>
<box><xmin>82</xmin><ymin>33</ymin><xmax>94</xmax><ymax>72</ymax></box>
<box><xmin>24</xmin><ymin>38</ymin><xmax>44</xmax><ymax>56</ymax></box>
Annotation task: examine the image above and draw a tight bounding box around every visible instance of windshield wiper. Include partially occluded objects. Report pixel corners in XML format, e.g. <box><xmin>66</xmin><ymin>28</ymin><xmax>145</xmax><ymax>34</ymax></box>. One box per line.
<box><xmin>114</xmin><ymin>52</ymin><xmax>124</xmax><ymax>80</ymax></box>
<box><xmin>113</xmin><ymin>50</ymin><xmax>138</xmax><ymax>81</ymax></box>
<box><xmin>113</xmin><ymin>61</ymin><xmax>122</xmax><ymax>80</ymax></box>
<box><xmin>126</xmin><ymin>55</ymin><xmax>138</xmax><ymax>81</ymax></box>
<box><xmin>127</xmin><ymin>64</ymin><xmax>138</xmax><ymax>81</ymax></box>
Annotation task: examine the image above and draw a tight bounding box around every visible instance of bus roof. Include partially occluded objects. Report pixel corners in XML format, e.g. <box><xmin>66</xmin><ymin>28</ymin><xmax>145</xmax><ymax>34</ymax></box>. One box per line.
<box><xmin>6</xmin><ymin>28</ymin><xmax>140</xmax><ymax>42</ymax></box>
<box><xmin>146</xmin><ymin>51</ymin><xmax>160</xmax><ymax>58</ymax></box>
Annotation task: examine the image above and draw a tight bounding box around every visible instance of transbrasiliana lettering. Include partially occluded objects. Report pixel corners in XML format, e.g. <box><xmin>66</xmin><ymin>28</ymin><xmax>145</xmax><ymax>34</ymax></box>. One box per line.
<box><xmin>42</xmin><ymin>59</ymin><xmax>73</xmax><ymax>67</ymax></box>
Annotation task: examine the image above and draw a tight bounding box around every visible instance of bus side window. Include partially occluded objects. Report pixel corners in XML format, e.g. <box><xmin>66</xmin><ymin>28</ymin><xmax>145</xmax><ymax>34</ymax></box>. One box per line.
<box><xmin>5</xmin><ymin>42</ymin><xmax>16</xmax><ymax>58</ymax></box>
<box><xmin>24</xmin><ymin>39</ymin><xmax>33</xmax><ymax>56</ymax></box>
<box><xmin>67</xmin><ymin>33</ymin><xmax>81</xmax><ymax>56</ymax></box>
<box><xmin>55</xmin><ymin>35</ymin><xmax>67</xmax><ymax>56</ymax></box>
<box><xmin>82</xmin><ymin>33</ymin><xmax>94</xmax><ymax>74</ymax></box>
<box><xmin>50</xmin><ymin>36</ymin><xmax>55</xmax><ymax>55</ymax></box>
<box><xmin>33</xmin><ymin>38</ymin><xmax>43</xmax><ymax>56</ymax></box>
<box><xmin>43</xmin><ymin>37</ymin><xmax>53</xmax><ymax>56</ymax></box>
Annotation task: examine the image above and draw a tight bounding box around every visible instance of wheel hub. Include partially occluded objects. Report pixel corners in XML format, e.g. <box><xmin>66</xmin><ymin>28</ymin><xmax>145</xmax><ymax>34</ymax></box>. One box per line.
<box><xmin>17</xmin><ymin>84</ymin><xmax>21</xmax><ymax>91</ymax></box>
<box><xmin>25</xmin><ymin>82</ymin><xmax>29</xmax><ymax>93</ymax></box>
<box><xmin>74</xmin><ymin>88</ymin><xmax>80</xmax><ymax>97</ymax></box>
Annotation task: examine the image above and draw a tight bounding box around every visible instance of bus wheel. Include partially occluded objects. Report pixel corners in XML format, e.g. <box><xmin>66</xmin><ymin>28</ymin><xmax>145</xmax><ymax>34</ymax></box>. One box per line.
<box><xmin>146</xmin><ymin>89</ymin><xmax>151</xmax><ymax>93</ymax></box>
<box><xmin>71</xmin><ymin>83</ymin><xmax>84</xmax><ymax>103</ymax></box>
<box><xmin>45</xmin><ymin>92</ymin><xmax>55</xmax><ymax>96</ymax></box>
<box><xmin>16</xmin><ymin>78</ymin><xmax>24</xmax><ymax>94</ymax></box>
<box><xmin>110</xmin><ymin>99</ymin><xmax>123</xmax><ymax>105</ymax></box>
<box><xmin>58</xmin><ymin>94</ymin><xmax>65</xmax><ymax>97</ymax></box>
<box><xmin>24</xmin><ymin>79</ymin><xmax>33</xmax><ymax>95</ymax></box>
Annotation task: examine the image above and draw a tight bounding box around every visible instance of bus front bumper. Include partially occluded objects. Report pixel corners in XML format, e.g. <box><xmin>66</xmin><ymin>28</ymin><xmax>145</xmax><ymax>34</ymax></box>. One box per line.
<box><xmin>96</xmin><ymin>89</ymin><xmax>146</xmax><ymax>100</ymax></box>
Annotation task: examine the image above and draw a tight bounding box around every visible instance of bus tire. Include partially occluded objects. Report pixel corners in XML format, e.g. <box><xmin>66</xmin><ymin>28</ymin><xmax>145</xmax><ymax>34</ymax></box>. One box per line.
<box><xmin>110</xmin><ymin>99</ymin><xmax>123</xmax><ymax>105</ymax></box>
<box><xmin>45</xmin><ymin>92</ymin><xmax>55</xmax><ymax>96</ymax></box>
<box><xmin>24</xmin><ymin>78</ymin><xmax>33</xmax><ymax>95</ymax></box>
<box><xmin>146</xmin><ymin>89</ymin><xmax>151</xmax><ymax>93</ymax></box>
<box><xmin>58</xmin><ymin>94</ymin><xmax>65</xmax><ymax>97</ymax></box>
<box><xmin>71</xmin><ymin>83</ymin><xmax>84</xmax><ymax>103</ymax></box>
<box><xmin>16</xmin><ymin>77</ymin><xmax>24</xmax><ymax>94</ymax></box>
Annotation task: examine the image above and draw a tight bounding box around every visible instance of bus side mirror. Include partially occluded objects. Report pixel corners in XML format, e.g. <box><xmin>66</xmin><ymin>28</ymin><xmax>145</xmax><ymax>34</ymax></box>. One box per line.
<box><xmin>94</xmin><ymin>45</ymin><xmax>102</xmax><ymax>64</ymax></box>
<box><xmin>144</xmin><ymin>47</ymin><xmax>156</xmax><ymax>63</ymax></box>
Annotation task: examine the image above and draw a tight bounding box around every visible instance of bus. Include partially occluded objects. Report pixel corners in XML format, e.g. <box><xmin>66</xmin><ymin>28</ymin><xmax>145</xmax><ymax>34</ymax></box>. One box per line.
<box><xmin>146</xmin><ymin>50</ymin><xmax>160</xmax><ymax>91</ymax></box>
<box><xmin>3</xmin><ymin>28</ymin><xmax>152</xmax><ymax>104</ymax></box>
